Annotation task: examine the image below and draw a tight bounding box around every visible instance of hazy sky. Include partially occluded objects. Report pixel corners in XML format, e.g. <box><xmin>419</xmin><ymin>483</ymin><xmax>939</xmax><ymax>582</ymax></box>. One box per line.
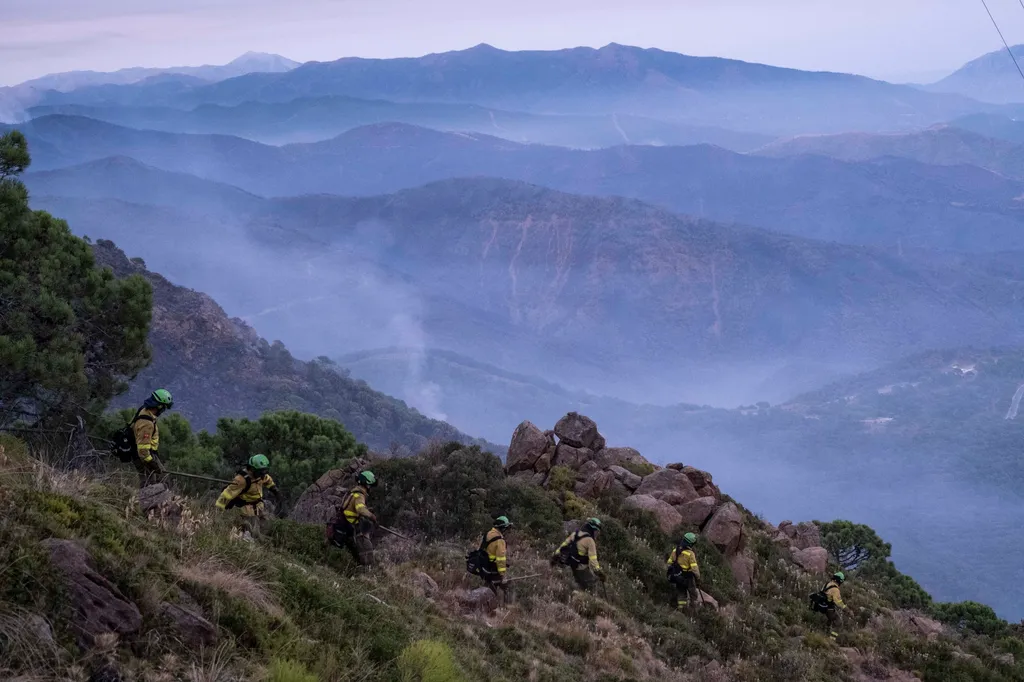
<box><xmin>2</xmin><ymin>0</ymin><xmax>1020</xmax><ymax>86</ymax></box>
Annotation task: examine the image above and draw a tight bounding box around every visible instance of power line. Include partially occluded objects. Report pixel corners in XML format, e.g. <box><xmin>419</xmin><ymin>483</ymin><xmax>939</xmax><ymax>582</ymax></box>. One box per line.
<box><xmin>980</xmin><ymin>0</ymin><xmax>1024</xmax><ymax>84</ymax></box>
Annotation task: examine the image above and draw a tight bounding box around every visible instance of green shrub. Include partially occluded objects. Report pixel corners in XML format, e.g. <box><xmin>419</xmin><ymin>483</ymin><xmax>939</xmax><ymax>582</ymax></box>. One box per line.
<box><xmin>932</xmin><ymin>601</ymin><xmax>1009</xmax><ymax>637</ymax></box>
<box><xmin>397</xmin><ymin>640</ymin><xmax>467</xmax><ymax>682</ymax></box>
<box><xmin>620</xmin><ymin>460</ymin><xmax>656</xmax><ymax>478</ymax></box>
<box><xmin>269</xmin><ymin>659</ymin><xmax>318</xmax><ymax>682</ymax></box>
<box><xmin>551</xmin><ymin>631</ymin><xmax>591</xmax><ymax>657</ymax></box>
<box><xmin>546</xmin><ymin>466</ymin><xmax>576</xmax><ymax>493</ymax></box>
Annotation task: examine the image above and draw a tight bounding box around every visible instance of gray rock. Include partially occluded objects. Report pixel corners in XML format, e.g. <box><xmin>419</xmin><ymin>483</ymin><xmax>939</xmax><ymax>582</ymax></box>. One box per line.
<box><xmin>160</xmin><ymin>602</ymin><xmax>218</xmax><ymax>648</ymax></box>
<box><xmin>25</xmin><ymin>614</ymin><xmax>54</xmax><ymax>646</ymax></box>
<box><xmin>554</xmin><ymin>412</ymin><xmax>600</xmax><ymax>449</ymax></box>
<box><xmin>553</xmin><ymin>444</ymin><xmax>594</xmax><ymax>470</ymax></box>
<box><xmin>576</xmin><ymin>460</ymin><xmax>600</xmax><ymax>479</ymax></box>
<box><xmin>635</xmin><ymin>469</ymin><xmax>699</xmax><ymax>505</ymax></box>
<box><xmin>728</xmin><ymin>553</ymin><xmax>755</xmax><ymax>592</ymax></box>
<box><xmin>703</xmin><ymin>503</ymin><xmax>744</xmax><ymax>556</ymax></box>
<box><xmin>138</xmin><ymin>483</ymin><xmax>173</xmax><ymax>514</ymax></box>
<box><xmin>534</xmin><ymin>446</ymin><xmax>555</xmax><ymax>473</ymax></box>
<box><xmin>608</xmin><ymin>465</ymin><xmax>642</xmax><ymax>491</ymax></box>
<box><xmin>596</xmin><ymin>447</ymin><xmax>648</xmax><ymax>470</ymax></box>
<box><xmin>506</xmin><ymin>421</ymin><xmax>550</xmax><ymax>474</ymax></box>
<box><xmin>676</xmin><ymin>497</ymin><xmax>718</xmax><ymax>526</ymax></box>
<box><xmin>790</xmin><ymin>547</ymin><xmax>829</xmax><ymax>574</ymax></box>
<box><xmin>41</xmin><ymin>539</ymin><xmax>142</xmax><ymax>650</ymax></box>
<box><xmin>460</xmin><ymin>587</ymin><xmax>498</xmax><ymax>611</ymax></box>
<box><xmin>575</xmin><ymin>471</ymin><xmax>616</xmax><ymax>498</ymax></box>
<box><xmin>622</xmin><ymin>494</ymin><xmax>683</xmax><ymax>534</ymax></box>
<box><xmin>290</xmin><ymin>459</ymin><xmax>370</xmax><ymax>524</ymax></box>
<box><xmin>410</xmin><ymin>571</ymin><xmax>439</xmax><ymax>597</ymax></box>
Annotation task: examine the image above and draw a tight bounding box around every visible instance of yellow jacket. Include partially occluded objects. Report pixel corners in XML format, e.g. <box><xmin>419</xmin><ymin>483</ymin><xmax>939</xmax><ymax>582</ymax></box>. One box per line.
<box><xmin>824</xmin><ymin>580</ymin><xmax>846</xmax><ymax>609</ymax></box>
<box><xmin>341</xmin><ymin>485</ymin><xmax>374</xmax><ymax>524</ymax></box>
<box><xmin>132</xmin><ymin>407</ymin><xmax>160</xmax><ymax>462</ymax></box>
<box><xmin>557</xmin><ymin>531</ymin><xmax>600</xmax><ymax>572</ymax></box>
<box><xmin>485</xmin><ymin>528</ymin><xmax>508</xmax><ymax>575</ymax></box>
<box><xmin>668</xmin><ymin>547</ymin><xmax>700</xmax><ymax>580</ymax></box>
<box><xmin>216</xmin><ymin>470</ymin><xmax>276</xmax><ymax>509</ymax></box>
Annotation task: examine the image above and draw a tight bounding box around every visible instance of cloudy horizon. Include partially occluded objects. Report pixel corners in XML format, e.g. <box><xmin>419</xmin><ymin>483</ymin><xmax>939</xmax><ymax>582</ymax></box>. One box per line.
<box><xmin>3</xmin><ymin>0</ymin><xmax>1023</xmax><ymax>87</ymax></box>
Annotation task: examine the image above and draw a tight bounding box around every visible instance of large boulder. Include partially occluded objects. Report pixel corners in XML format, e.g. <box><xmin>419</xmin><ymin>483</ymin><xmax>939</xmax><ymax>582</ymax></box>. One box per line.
<box><xmin>635</xmin><ymin>469</ymin><xmax>699</xmax><ymax>505</ymax></box>
<box><xmin>575</xmin><ymin>470</ymin><xmax>616</xmax><ymax>498</ymax></box>
<box><xmin>681</xmin><ymin>466</ymin><xmax>721</xmax><ymax>499</ymax></box>
<box><xmin>791</xmin><ymin>547</ymin><xmax>829</xmax><ymax>574</ymax></box>
<box><xmin>554</xmin><ymin>412</ymin><xmax>601</xmax><ymax>449</ymax></box>
<box><xmin>41</xmin><ymin>539</ymin><xmax>142</xmax><ymax>649</ymax></box>
<box><xmin>459</xmin><ymin>587</ymin><xmax>498</xmax><ymax>612</ymax></box>
<box><xmin>608</xmin><ymin>465</ymin><xmax>642</xmax><ymax>491</ymax></box>
<box><xmin>138</xmin><ymin>483</ymin><xmax>173</xmax><ymax>514</ymax></box>
<box><xmin>703</xmin><ymin>503</ymin><xmax>744</xmax><ymax>556</ymax></box>
<box><xmin>892</xmin><ymin>611</ymin><xmax>947</xmax><ymax>640</ymax></box>
<box><xmin>534</xmin><ymin>446</ymin><xmax>556</xmax><ymax>474</ymax></box>
<box><xmin>290</xmin><ymin>459</ymin><xmax>369</xmax><ymax>524</ymax></box>
<box><xmin>596</xmin><ymin>447</ymin><xmax>649</xmax><ymax>470</ymax></box>
<box><xmin>553</xmin><ymin>444</ymin><xmax>594</xmax><ymax>470</ymax></box>
<box><xmin>677</xmin><ymin>497</ymin><xmax>718</xmax><ymax>526</ymax></box>
<box><xmin>159</xmin><ymin>603</ymin><xmax>218</xmax><ymax>649</ymax></box>
<box><xmin>506</xmin><ymin>421</ymin><xmax>551</xmax><ymax>474</ymax></box>
<box><xmin>622</xmin><ymin>494</ymin><xmax>683</xmax><ymax>534</ymax></box>
<box><xmin>728</xmin><ymin>553</ymin><xmax>755</xmax><ymax>592</ymax></box>
<box><xmin>779</xmin><ymin>521</ymin><xmax>822</xmax><ymax>550</ymax></box>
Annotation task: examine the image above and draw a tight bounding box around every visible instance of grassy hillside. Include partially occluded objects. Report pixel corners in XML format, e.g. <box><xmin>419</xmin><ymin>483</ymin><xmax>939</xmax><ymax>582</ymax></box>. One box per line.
<box><xmin>3</xmin><ymin>435</ymin><xmax>1024</xmax><ymax>682</ymax></box>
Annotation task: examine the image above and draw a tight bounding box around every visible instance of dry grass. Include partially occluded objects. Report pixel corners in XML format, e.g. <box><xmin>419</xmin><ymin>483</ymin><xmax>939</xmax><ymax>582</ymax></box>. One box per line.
<box><xmin>175</xmin><ymin>556</ymin><xmax>284</xmax><ymax>619</ymax></box>
<box><xmin>0</xmin><ymin>607</ymin><xmax>62</xmax><ymax>676</ymax></box>
<box><xmin>187</xmin><ymin>642</ymin><xmax>235</xmax><ymax>682</ymax></box>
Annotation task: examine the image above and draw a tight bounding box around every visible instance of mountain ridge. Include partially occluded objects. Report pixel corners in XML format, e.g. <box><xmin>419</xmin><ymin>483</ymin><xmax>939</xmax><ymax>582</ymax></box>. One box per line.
<box><xmin>20</xmin><ymin>43</ymin><xmax>995</xmax><ymax>135</ymax></box>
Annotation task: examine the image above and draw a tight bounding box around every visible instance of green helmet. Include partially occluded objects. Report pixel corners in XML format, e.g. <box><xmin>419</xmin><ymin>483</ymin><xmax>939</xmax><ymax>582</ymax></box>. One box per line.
<box><xmin>584</xmin><ymin>517</ymin><xmax>602</xmax><ymax>532</ymax></box>
<box><xmin>358</xmin><ymin>470</ymin><xmax>377</xmax><ymax>487</ymax></box>
<box><xmin>834</xmin><ymin>571</ymin><xmax>846</xmax><ymax>583</ymax></box>
<box><xmin>148</xmin><ymin>388</ymin><xmax>173</xmax><ymax>408</ymax></box>
<box><xmin>683</xmin><ymin>532</ymin><xmax>698</xmax><ymax>546</ymax></box>
<box><xmin>494</xmin><ymin>515</ymin><xmax>513</xmax><ymax>530</ymax></box>
<box><xmin>248</xmin><ymin>454</ymin><xmax>270</xmax><ymax>470</ymax></box>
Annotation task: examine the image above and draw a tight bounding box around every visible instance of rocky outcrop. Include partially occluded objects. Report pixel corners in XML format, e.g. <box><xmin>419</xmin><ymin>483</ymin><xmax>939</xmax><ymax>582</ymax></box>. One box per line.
<box><xmin>160</xmin><ymin>603</ymin><xmax>218</xmax><ymax>648</ymax></box>
<box><xmin>704</xmin><ymin>503</ymin><xmax>745</xmax><ymax>556</ymax></box>
<box><xmin>677</xmin><ymin>497</ymin><xmax>718</xmax><ymax>526</ymax></box>
<box><xmin>503</xmin><ymin>412</ymin><xmax>758</xmax><ymax>585</ymax></box>
<box><xmin>635</xmin><ymin>469</ymin><xmax>699</xmax><ymax>505</ymax></box>
<box><xmin>622</xmin><ymin>495</ymin><xmax>683</xmax><ymax>534</ymax></box>
<box><xmin>506</xmin><ymin>421</ymin><xmax>551</xmax><ymax>474</ymax></box>
<box><xmin>41</xmin><ymin>539</ymin><xmax>142</xmax><ymax>649</ymax></box>
<box><xmin>554</xmin><ymin>412</ymin><xmax>602</xmax><ymax>449</ymax></box>
<box><xmin>790</xmin><ymin>547</ymin><xmax>829</xmax><ymax>574</ymax></box>
<box><xmin>778</xmin><ymin>521</ymin><xmax>822</xmax><ymax>550</ymax></box>
<box><xmin>290</xmin><ymin>459</ymin><xmax>369</xmax><ymax>524</ymax></box>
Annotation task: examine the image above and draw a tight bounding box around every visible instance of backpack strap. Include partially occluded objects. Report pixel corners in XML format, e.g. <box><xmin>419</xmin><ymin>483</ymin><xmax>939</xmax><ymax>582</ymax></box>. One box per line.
<box><xmin>481</xmin><ymin>530</ymin><xmax>503</xmax><ymax>552</ymax></box>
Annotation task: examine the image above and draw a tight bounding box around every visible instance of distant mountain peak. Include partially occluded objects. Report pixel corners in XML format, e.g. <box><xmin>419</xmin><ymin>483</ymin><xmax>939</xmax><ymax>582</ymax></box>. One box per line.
<box><xmin>227</xmin><ymin>52</ymin><xmax>300</xmax><ymax>70</ymax></box>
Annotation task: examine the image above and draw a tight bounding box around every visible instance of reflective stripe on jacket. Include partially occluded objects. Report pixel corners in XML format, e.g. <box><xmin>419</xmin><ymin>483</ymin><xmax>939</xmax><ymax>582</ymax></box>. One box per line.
<box><xmin>216</xmin><ymin>471</ymin><xmax>276</xmax><ymax>509</ymax></box>
<box><xmin>132</xmin><ymin>407</ymin><xmax>160</xmax><ymax>461</ymax></box>
<box><xmin>824</xmin><ymin>581</ymin><xmax>847</xmax><ymax>609</ymax></box>
<box><xmin>485</xmin><ymin>528</ymin><xmax>508</xmax><ymax>574</ymax></box>
<box><xmin>342</xmin><ymin>485</ymin><xmax>373</xmax><ymax>524</ymax></box>
<box><xmin>558</xmin><ymin>532</ymin><xmax>600</xmax><ymax>571</ymax></box>
<box><xmin>668</xmin><ymin>547</ymin><xmax>700</xmax><ymax>580</ymax></box>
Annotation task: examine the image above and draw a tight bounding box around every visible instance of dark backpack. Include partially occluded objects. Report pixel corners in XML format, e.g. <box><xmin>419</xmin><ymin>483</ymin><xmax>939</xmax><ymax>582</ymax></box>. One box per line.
<box><xmin>466</xmin><ymin>531</ymin><xmax>501</xmax><ymax>576</ymax></box>
<box><xmin>111</xmin><ymin>411</ymin><xmax>154</xmax><ymax>463</ymax></box>
<box><xmin>558</xmin><ymin>531</ymin><xmax>589</xmax><ymax>568</ymax></box>
<box><xmin>809</xmin><ymin>583</ymin><xmax>834</xmax><ymax>613</ymax></box>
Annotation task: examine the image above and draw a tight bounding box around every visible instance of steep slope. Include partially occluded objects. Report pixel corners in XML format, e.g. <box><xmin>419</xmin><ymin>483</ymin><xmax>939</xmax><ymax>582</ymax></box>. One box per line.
<box><xmin>89</xmin><ymin>240</ymin><xmax>487</xmax><ymax>455</ymax></box>
<box><xmin>28</xmin><ymin>43</ymin><xmax>993</xmax><ymax>135</ymax></box>
<box><xmin>930</xmin><ymin>44</ymin><xmax>1024</xmax><ymax>103</ymax></box>
<box><xmin>16</xmin><ymin>116</ymin><xmax>1024</xmax><ymax>253</ymax></box>
<box><xmin>758</xmin><ymin>125</ymin><xmax>1024</xmax><ymax>180</ymax></box>
<box><xmin>25</xmin><ymin>98</ymin><xmax>773</xmax><ymax>150</ymax></box>
<box><xmin>6</xmin><ymin>431</ymin><xmax>1022</xmax><ymax>681</ymax></box>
